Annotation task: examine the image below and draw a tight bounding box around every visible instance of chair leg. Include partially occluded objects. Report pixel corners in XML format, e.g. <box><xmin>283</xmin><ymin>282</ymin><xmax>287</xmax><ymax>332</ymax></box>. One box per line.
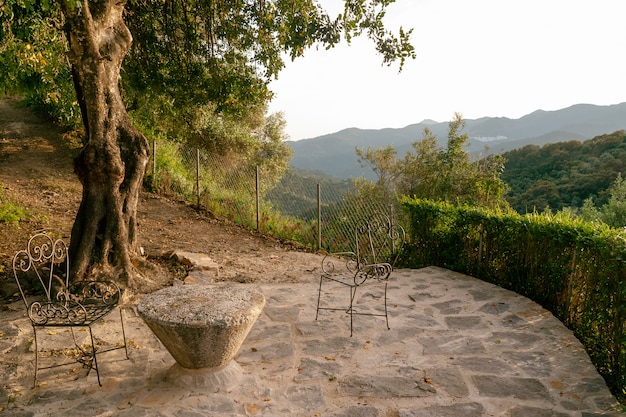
<box><xmin>349</xmin><ymin>286</ymin><xmax>357</xmax><ymax>337</ymax></box>
<box><xmin>119</xmin><ymin>307</ymin><xmax>129</xmax><ymax>359</ymax></box>
<box><xmin>383</xmin><ymin>281</ymin><xmax>390</xmax><ymax>330</ymax></box>
<box><xmin>88</xmin><ymin>327</ymin><xmax>102</xmax><ymax>386</ymax></box>
<box><xmin>315</xmin><ymin>276</ymin><xmax>324</xmax><ymax>321</ymax></box>
<box><xmin>69</xmin><ymin>326</ymin><xmax>81</xmax><ymax>348</ymax></box>
<box><xmin>32</xmin><ymin>326</ymin><xmax>39</xmax><ymax>389</ymax></box>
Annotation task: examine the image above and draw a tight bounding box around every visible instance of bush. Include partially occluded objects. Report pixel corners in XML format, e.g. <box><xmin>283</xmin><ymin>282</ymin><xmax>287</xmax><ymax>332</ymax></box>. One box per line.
<box><xmin>0</xmin><ymin>193</ymin><xmax>29</xmax><ymax>225</ymax></box>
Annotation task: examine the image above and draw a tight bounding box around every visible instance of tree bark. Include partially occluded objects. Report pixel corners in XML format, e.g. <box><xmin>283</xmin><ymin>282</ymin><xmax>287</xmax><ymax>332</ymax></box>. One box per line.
<box><xmin>61</xmin><ymin>0</ymin><xmax>152</xmax><ymax>290</ymax></box>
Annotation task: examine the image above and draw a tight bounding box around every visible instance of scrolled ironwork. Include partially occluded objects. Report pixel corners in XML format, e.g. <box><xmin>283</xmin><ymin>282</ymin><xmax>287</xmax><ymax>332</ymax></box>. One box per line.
<box><xmin>28</xmin><ymin>301</ymin><xmax>88</xmax><ymax>325</ymax></box>
<box><xmin>321</xmin><ymin>251</ymin><xmax>359</xmax><ymax>275</ymax></box>
<box><xmin>28</xmin><ymin>301</ymin><xmax>59</xmax><ymax>325</ymax></box>
<box><xmin>70</xmin><ymin>280</ymin><xmax>121</xmax><ymax>306</ymax></box>
<box><xmin>66</xmin><ymin>302</ymin><xmax>89</xmax><ymax>324</ymax></box>
<box><xmin>13</xmin><ymin>250</ymin><xmax>33</xmax><ymax>273</ymax></box>
<box><xmin>27</xmin><ymin>233</ymin><xmax>67</xmax><ymax>267</ymax></box>
<box><xmin>353</xmin><ymin>262</ymin><xmax>393</xmax><ymax>286</ymax></box>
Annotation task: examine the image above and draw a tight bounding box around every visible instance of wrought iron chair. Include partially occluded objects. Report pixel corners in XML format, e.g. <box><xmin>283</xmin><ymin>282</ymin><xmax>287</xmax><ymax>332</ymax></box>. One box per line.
<box><xmin>315</xmin><ymin>214</ymin><xmax>405</xmax><ymax>336</ymax></box>
<box><xmin>12</xmin><ymin>233</ymin><xmax>128</xmax><ymax>387</ymax></box>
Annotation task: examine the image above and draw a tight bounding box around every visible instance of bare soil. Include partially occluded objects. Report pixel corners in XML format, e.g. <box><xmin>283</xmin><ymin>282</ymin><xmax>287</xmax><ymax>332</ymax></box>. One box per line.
<box><xmin>0</xmin><ymin>97</ymin><xmax>323</xmax><ymax>298</ymax></box>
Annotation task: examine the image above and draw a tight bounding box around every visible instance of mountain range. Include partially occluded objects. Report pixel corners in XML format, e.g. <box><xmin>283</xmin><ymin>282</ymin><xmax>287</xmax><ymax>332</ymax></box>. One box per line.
<box><xmin>287</xmin><ymin>102</ymin><xmax>626</xmax><ymax>179</ymax></box>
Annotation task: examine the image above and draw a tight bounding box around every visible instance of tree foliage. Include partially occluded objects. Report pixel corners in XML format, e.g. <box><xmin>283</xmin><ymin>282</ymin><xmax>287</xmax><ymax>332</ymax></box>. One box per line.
<box><xmin>2</xmin><ymin>0</ymin><xmax>415</xmax><ymax>140</ymax></box>
<box><xmin>355</xmin><ymin>113</ymin><xmax>509</xmax><ymax>210</ymax></box>
<box><xmin>0</xmin><ymin>2</ymin><xmax>81</xmax><ymax>126</ymax></box>
<box><xmin>121</xmin><ymin>0</ymin><xmax>413</xmax><ymax>170</ymax></box>
<box><xmin>580</xmin><ymin>173</ymin><xmax>626</xmax><ymax>228</ymax></box>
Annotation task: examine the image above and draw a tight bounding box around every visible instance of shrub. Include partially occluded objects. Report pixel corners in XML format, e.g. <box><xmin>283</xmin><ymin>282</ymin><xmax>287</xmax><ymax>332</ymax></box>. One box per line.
<box><xmin>0</xmin><ymin>193</ymin><xmax>29</xmax><ymax>225</ymax></box>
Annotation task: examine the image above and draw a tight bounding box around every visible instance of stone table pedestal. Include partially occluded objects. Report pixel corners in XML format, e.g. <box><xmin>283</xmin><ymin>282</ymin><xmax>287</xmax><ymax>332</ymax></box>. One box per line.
<box><xmin>137</xmin><ymin>284</ymin><xmax>265</xmax><ymax>390</ymax></box>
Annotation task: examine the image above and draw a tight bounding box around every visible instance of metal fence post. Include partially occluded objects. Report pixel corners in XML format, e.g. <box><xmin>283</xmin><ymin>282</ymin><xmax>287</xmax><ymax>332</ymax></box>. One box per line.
<box><xmin>152</xmin><ymin>139</ymin><xmax>156</xmax><ymax>178</ymax></box>
<box><xmin>256</xmin><ymin>166</ymin><xmax>261</xmax><ymax>232</ymax></box>
<box><xmin>196</xmin><ymin>148</ymin><xmax>201</xmax><ymax>208</ymax></box>
<box><xmin>390</xmin><ymin>203</ymin><xmax>395</xmax><ymax>252</ymax></box>
<box><xmin>478</xmin><ymin>224</ymin><xmax>484</xmax><ymax>277</ymax></box>
<box><xmin>317</xmin><ymin>183</ymin><xmax>321</xmax><ymax>250</ymax></box>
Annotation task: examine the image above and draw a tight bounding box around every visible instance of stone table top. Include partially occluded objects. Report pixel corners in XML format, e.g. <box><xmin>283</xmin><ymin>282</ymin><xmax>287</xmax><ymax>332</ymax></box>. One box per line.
<box><xmin>137</xmin><ymin>284</ymin><xmax>265</xmax><ymax>327</ymax></box>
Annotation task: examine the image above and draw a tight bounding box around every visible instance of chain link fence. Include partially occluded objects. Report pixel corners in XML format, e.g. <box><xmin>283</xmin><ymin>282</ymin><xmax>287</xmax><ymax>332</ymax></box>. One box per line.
<box><xmin>147</xmin><ymin>140</ymin><xmax>401</xmax><ymax>253</ymax></box>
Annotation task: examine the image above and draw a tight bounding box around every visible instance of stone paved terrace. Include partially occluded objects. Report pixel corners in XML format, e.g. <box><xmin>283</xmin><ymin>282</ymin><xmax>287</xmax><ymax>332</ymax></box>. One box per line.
<box><xmin>1</xmin><ymin>266</ymin><xmax>623</xmax><ymax>416</ymax></box>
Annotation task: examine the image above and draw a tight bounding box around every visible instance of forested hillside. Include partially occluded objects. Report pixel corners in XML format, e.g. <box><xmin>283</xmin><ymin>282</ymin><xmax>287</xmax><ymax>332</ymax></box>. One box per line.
<box><xmin>265</xmin><ymin>167</ymin><xmax>353</xmax><ymax>219</ymax></box>
<box><xmin>502</xmin><ymin>130</ymin><xmax>626</xmax><ymax>213</ymax></box>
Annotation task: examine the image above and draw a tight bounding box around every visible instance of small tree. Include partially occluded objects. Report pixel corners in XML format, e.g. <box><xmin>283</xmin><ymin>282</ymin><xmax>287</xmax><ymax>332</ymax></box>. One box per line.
<box><xmin>581</xmin><ymin>173</ymin><xmax>626</xmax><ymax>228</ymax></box>
<box><xmin>355</xmin><ymin>113</ymin><xmax>509</xmax><ymax>210</ymax></box>
<box><xmin>356</xmin><ymin>145</ymin><xmax>399</xmax><ymax>200</ymax></box>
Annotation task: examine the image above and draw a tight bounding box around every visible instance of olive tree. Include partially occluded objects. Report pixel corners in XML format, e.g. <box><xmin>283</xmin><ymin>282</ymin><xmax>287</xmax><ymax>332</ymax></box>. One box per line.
<box><xmin>0</xmin><ymin>0</ymin><xmax>414</xmax><ymax>290</ymax></box>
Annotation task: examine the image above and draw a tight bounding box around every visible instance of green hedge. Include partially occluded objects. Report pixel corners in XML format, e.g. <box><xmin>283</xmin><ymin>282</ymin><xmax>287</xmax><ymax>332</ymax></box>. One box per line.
<box><xmin>401</xmin><ymin>198</ymin><xmax>626</xmax><ymax>403</ymax></box>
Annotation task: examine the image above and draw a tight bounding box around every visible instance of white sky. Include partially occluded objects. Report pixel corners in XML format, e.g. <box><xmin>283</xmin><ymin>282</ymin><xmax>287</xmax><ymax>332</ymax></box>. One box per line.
<box><xmin>267</xmin><ymin>0</ymin><xmax>626</xmax><ymax>141</ymax></box>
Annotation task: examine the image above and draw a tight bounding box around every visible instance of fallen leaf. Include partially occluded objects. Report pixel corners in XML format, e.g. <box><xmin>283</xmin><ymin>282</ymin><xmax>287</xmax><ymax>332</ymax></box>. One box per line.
<box><xmin>244</xmin><ymin>404</ymin><xmax>261</xmax><ymax>414</ymax></box>
<box><xmin>550</xmin><ymin>380</ymin><xmax>565</xmax><ymax>389</ymax></box>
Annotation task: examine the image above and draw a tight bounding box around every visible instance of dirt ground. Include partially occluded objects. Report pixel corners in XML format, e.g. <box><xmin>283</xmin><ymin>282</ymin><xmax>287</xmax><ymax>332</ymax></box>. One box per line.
<box><xmin>0</xmin><ymin>97</ymin><xmax>324</xmax><ymax>297</ymax></box>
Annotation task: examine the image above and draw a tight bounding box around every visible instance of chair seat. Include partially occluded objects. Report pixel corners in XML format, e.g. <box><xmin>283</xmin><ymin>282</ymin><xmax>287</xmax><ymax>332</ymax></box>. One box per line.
<box><xmin>320</xmin><ymin>271</ymin><xmax>356</xmax><ymax>286</ymax></box>
<box><xmin>28</xmin><ymin>300</ymin><xmax>118</xmax><ymax>327</ymax></box>
<box><xmin>321</xmin><ymin>261</ymin><xmax>393</xmax><ymax>286</ymax></box>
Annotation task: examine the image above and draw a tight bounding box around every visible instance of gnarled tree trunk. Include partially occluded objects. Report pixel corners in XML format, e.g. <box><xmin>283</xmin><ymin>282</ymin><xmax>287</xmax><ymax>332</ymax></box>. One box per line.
<box><xmin>61</xmin><ymin>0</ymin><xmax>153</xmax><ymax>290</ymax></box>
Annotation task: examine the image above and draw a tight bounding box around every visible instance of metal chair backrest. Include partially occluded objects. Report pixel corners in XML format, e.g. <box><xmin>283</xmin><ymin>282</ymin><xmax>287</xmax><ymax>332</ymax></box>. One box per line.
<box><xmin>12</xmin><ymin>233</ymin><xmax>70</xmax><ymax>314</ymax></box>
<box><xmin>352</xmin><ymin>213</ymin><xmax>405</xmax><ymax>279</ymax></box>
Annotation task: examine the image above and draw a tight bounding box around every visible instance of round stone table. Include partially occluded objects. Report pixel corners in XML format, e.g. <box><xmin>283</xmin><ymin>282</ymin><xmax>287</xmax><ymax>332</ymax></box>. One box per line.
<box><xmin>137</xmin><ymin>284</ymin><xmax>265</xmax><ymax>389</ymax></box>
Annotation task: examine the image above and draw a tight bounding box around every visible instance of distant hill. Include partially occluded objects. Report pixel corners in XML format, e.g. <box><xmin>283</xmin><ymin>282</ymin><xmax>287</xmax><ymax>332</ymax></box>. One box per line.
<box><xmin>287</xmin><ymin>102</ymin><xmax>626</xmax><ymax>179</ymax></box>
